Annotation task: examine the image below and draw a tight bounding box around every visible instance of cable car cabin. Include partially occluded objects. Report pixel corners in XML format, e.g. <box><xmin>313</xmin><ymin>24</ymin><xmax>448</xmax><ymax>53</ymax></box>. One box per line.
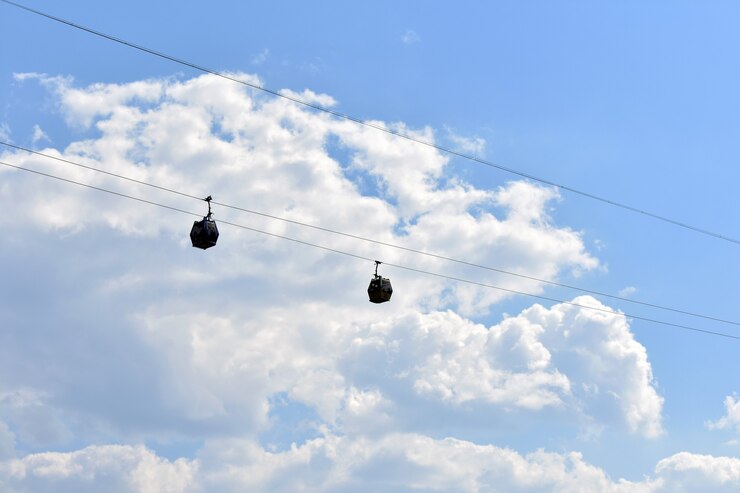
<box><xmin>368</xmin><ymin>275</ymin><xmax>393</xmax><ymax>303</ymax></box>
<box><xmin>368</xmin><ymin>261</ymin><xmax>392</xmax><ymax>303</ymax></box>
<box><xmin>190</xmin><ymin>216</ymin><xmax>219</xmax><ymax>249</ymax></box>
<box><xmin>190</xmin><ymin>195</ymin><xmax>219</xmax><ymax>250</ymax></box>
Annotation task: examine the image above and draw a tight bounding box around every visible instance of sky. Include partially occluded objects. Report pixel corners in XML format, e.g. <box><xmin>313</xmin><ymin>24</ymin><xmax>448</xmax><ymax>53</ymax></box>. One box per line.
<box><xmin>1</xmin><ymin>1</ymin><xmax>740</xmax><ymax>491</ymax></box>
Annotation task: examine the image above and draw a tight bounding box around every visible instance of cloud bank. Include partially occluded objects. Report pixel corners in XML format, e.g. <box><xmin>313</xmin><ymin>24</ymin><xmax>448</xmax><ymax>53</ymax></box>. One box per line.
<box><xmin>0</xmin><ymin>72</ymin><xmax>705</xmax><ymax>491</ymax></box>
<box><xmin>4</xmin><ymin>437</ymin><xmax>740</xmax><ymax>492</ymax></box>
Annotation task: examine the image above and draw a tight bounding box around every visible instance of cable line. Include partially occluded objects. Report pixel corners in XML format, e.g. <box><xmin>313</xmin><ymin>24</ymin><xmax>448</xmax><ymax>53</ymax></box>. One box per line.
<box><xmin>4</xmin><ymin>140</ymin><xmax>739</xmax><ymax>328</ymax></box>
<box><xmin>1</xmin><ymin>159</ymin><xmax>738</xmax><ymax>341</ymax></box>
<box><xmin>2</xmin><ymin>0</ymin><xmax>739</xmax><ymax>246</ymax></box>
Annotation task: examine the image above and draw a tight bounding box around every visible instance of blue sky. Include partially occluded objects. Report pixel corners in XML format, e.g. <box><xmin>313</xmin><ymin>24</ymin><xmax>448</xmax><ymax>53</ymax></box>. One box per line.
<box><xmin>2</xmin><ymin>1</ymin><xmax>740</xmax><ymax>491</ymax></box>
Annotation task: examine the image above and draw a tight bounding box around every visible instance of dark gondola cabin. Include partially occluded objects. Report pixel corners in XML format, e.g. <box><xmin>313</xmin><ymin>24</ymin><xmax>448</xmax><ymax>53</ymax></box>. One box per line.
<box><xmin>368</xmin><ymin>261</ymin><xmax>393</xmax><ymax>303</ymax></box>
<box><xmin>190</xmin><ymin>195</ymin><xmax>219</xmax><ymax>250</ymax></box>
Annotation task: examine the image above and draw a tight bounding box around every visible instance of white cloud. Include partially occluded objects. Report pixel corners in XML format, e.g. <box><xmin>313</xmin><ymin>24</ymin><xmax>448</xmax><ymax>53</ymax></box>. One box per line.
<box><xmin>194</xmin><ymin>442</ymin><xmax>740</xmax><ymax>492</ymax></box>
<box><xmin>619</xmin><ymin>286</ymin><xmax>638</xmax><ymax>297</ymax></box>
<box><xmin>195</xmin><ymin>433</ymin><xmax>651</xmax><ymax>493</ymax></box>
<box><xmin>0</xmin><ymin>72</ymin><xmax>674</xmax><ymax>489</ymax></box>
<box><xmin>0</xmin><ymin>75</ymin><xmax>608</xmax><ymax>438</ymax></box>
<box><xmin>341</xmin><ymin>296</ymin><xmax>663</xmax><ymax>437</ymax></box>
<box><xmin>0</xmin><ymin>445</ymin><xmax>197</xmax><ymax>493</ymax></box>
<box><xmin>278</xmin><ymin>87</ymin><xmax>337</xmax><ymax>107</ymax></box>
<box><xmin>707</xmin><ymin>394</ymin><xmax>740</xmax><ymax>432</ymax></box>
<box><xmin>445</xmin><ymin>126</ymin><xmax>486</xmax><ymax>156</ymax></box>
<box><xmin>13</xmin><ymin>71</ymin><xmax>46</xmax><ymax>82</ymax></box>
<box><xmin>402</xmin><ymin>29</ymin><xmax>420</xmax><ymax>44</ymax></box>
<box><xmin>3</xmin><ymin>73</ymin><xmax>597</xmax><ymax>312</ymax></box>
<box><xmin>4</xmin><ymin>436</ymin><xmax>740</xmax><ymax>492</ymax></box>
<box><xmin>31</xmin><ymin>124</ymin><xmax>49</xmax><ymax>144</ymax></box>
<box><xmin>654</xmin><ymin>452</ymin><xmax>740</xmax><ymax>492</ymax></box>
<box><xmin>15</xmin><ymin>72</ymin><xmax>165</xmax><ymax>128</ymax></box>
<box><xmin>0</xmin><ymin>74</ymin><xmax>617</xmax><ymax>435</ymax></box>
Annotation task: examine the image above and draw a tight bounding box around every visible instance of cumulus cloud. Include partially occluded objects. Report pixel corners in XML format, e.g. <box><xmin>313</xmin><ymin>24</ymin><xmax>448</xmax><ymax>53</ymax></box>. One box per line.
<box><xmin>278</xmin><ymin>87</ymin><xmax>337</xmax><ymax>107</ymax></box>
<box><xmin>195</xmin><ymin>433</ymin><xmax>649</xmax><ymax>493</ymax></box>
<box><xmin>193</xmin><ymin>442</ymin><xmax>740</xmax><ymax>493</ymax></box>
<box><xmin>0</xmin><ymin>445</ymin><xmax>196</xmax><ymax>493</ymax></box>
<box><xmin>5</xmin><ymin>437</ymin><xmax>740</xmax><ymax>493</ymax></box>
<box><xmin>0</xmin><ymin>72</ymin><xmax>671</xmax><ymax>490</ymax></box>
<box><xmin>445</xmin><ymin>126</ymin><xmax>486</xmax><ymax>156</ymax></box>
<box><xmin>654</xmin><ymin>452</ymin><xmax>740</xmax><ymax>492</ymax></box>
<box><xmin>707</xmin><ymin>394</ymin><xmax>740</xmax><ymax>432</ymax></box>
<box><xmin>31</xmin><ymin>124</ymin><xmax>50</xmax><ymax>144</ymax></box>
<box><xmin>619</xmin><ymin>286</ymin><xmax>638</xmax><ymax>298</ymax></box>
<box><xmin>14</xmin><ymin>72</ymin><xmax>165</xmax><ymax>128</ymax></box>
<box><xmin>341</xmin><ymin>296</ymin><xmax>662</xmax><ymax>437</ymax></box>
<box><xmin>4</xmin><ymin>72</ymin><xmax>597</xmax><ymax>310</ymax></box>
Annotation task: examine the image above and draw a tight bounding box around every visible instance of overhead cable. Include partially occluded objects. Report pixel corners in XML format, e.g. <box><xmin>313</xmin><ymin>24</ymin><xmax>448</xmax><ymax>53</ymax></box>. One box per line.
<box><xmin>1</xmin><ymin>0</ymin><xmax>739</xmax><ymax>246</ymax></box>
<box><xmin>1</xmin><ymin>159</ymin><xmax>738</xmax><ymax>341</ymax></box>
<box><xmin>3</xmin><ymin>140</ymin><xmax>739</xmax><ymax>328</ymax></box>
